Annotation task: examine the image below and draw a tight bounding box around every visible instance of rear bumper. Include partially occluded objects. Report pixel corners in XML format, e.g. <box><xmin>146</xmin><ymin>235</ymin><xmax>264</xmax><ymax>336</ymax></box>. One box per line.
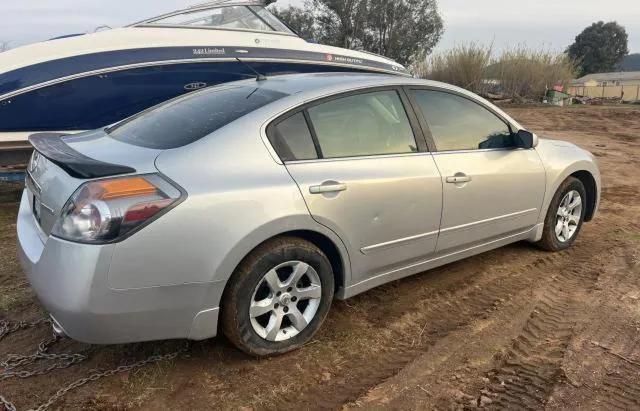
<box><xmin>17</xmin><ymin>191</ymin><xmax>223</xmax><ymax>344</ymax></box>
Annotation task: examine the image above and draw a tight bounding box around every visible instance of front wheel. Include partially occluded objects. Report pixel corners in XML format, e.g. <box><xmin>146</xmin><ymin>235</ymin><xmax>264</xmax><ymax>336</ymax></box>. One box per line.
<box><xmin>537</xmin><ymin>177</ymin><xmax>587</xmax><ymax>252</ymax></box>
<box><xmin>221</xmin><ymin>237</ymin><xmax>334</xmax><ymax>357</ymax></box>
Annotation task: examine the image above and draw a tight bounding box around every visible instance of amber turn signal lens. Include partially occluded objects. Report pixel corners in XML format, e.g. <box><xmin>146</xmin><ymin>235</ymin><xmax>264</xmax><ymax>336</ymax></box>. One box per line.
<box><xmin>96</xmin><ymin>177</ymin><xmax>158</xmax><ymax>200</ymax></box>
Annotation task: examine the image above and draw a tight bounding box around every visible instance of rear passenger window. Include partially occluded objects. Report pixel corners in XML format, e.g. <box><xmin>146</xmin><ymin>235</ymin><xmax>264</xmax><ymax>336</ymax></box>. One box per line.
<box><xmin>307</xmin><ymin>90</ymin><xmax>417</xmax><ymax>158</ymax></box>
<box><xmin>268</xmin><ymin>112</ymin><xmax>318</xmax><ymax>162</ymax></box>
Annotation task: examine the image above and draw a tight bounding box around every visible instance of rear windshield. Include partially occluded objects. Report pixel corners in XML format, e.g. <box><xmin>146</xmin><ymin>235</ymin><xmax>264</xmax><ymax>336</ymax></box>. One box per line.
<box><xmin>108</xmin><ymin>86</ymin><xmax>288</xmax><ymax>149</ymax></box>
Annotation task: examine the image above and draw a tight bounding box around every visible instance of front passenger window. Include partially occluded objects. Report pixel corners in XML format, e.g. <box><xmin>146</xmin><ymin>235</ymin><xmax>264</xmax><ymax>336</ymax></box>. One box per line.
<box><xmin>411</xmin><ymin>90</ymin><xmax>515</xmax><ymax>152</ymax></box>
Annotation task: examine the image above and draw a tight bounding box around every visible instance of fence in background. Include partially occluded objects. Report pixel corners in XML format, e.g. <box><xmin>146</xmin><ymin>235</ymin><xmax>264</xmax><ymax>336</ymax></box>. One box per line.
<box><xmin>568</xmin><ymin>85</ymin><xmax>640</xmax><ymax>102</ymax></box>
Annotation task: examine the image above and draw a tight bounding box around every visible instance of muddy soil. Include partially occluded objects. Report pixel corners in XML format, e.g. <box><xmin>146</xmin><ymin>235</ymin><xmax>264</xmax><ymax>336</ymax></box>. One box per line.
<box><xmin>1</xmin><ymin>105</ymin><xmax>639</xmax><ymax>410</ymax></box>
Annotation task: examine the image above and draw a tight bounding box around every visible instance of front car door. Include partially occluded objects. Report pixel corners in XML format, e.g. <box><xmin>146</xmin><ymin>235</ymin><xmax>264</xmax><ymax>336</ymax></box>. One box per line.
<box><xmin>407</xmin><ymin>88</ymin><xmax>546</xmax><ymax>252</ymax></box>
<box><xmin>266</xmin><ymin>88</ymin><xmax>443</xmax><ymax>285</ymax></box>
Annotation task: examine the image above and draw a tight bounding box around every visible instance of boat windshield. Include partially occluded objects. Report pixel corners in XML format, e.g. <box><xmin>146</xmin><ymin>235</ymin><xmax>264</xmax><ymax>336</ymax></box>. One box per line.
<box><xmin>141</xmin><ymin>5</ymin><xmax>295</xmax><ymax>34</ymax></box>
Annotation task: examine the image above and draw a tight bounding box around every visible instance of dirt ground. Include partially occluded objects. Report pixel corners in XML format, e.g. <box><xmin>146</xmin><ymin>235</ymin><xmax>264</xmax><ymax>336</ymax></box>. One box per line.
<box><xmin>1</xmin><ymin>105</ymin><xmax>639</xmax><ymax>410</ymax></box>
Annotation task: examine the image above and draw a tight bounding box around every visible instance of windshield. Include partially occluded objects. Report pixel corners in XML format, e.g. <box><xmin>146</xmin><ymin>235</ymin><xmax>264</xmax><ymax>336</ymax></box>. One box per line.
<box><xmin>144</xmin><ymin>5</ymin><xmax>294</xmax><ymax>34</ymax></box>
<box><xmin>108</xmin><ymin>86</ymin><xmax>288</xmax><ymax>149</ymax></box>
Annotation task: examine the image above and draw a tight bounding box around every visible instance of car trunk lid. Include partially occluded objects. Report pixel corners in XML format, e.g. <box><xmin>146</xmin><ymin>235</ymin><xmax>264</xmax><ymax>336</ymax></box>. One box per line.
<box><xmin>27</xmin><ymin>130</ymin><xmax>162</xmax><ymax>236</ymax></box>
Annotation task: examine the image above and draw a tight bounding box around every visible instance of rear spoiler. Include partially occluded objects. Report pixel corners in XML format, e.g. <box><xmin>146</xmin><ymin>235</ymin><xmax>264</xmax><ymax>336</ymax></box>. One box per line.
<box><xmin>29</xmin><ymin>133</ymin><xmax>136</xmax><ymax>179</ymax></box>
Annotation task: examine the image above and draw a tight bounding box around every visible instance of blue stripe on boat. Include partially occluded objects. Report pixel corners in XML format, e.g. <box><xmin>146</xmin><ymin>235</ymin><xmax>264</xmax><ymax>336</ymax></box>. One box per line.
<box><xmin>0</xmin><ymin>46</ymin><xmax>409</xmax><ymax>96</ymax></box>
<box><xmin>0</xmin><ymin>61</ymin><xmax>369</xmax><ymax>132</ymax></box>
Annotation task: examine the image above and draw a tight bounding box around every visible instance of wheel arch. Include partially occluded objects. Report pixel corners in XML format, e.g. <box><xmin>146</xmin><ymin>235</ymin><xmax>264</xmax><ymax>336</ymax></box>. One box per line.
<box><xmin>272</xmin><ymin>230</ymin><xmax>347</xmax><ymax>292</ymax></box>
<box><xmin>214</xmin><ymin>218</ymin><xmax>352</xmax><ymax>301</ymax></box>
<box><xmin>570</xmin><ymin>170</ymin><xmax>598</xmax><ymax>222</ymax></box>
<box><xmin>538</xmin><ymin>157</ymin><xmax>601</xmax><ymax>226</ymax></box>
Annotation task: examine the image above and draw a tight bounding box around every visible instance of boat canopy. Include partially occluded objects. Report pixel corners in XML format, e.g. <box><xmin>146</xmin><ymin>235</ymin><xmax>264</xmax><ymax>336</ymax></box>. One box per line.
<box><xmin>131</xmin><ymin>1</ymin><xmax>295</xmax><ymax>35</ymax></box>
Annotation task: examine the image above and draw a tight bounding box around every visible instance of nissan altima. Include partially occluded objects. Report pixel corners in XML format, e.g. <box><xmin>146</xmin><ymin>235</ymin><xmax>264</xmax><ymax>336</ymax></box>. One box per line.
<box><xmin>17</xmin><ymin>73</ymin><xmax>600</xmax><ymax>356</ymax></box>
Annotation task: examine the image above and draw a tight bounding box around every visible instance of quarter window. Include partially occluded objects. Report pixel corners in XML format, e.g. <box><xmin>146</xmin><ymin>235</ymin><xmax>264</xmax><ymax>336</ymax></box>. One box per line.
<box><xmin>411</xmin><ymin>90</ymin><xmax>514</xmax><ymax>152</ymax></box>
<box><xmin>307</xmin><ymin>91</ymin><xmax>417</xmax><ymax>158</ymax></box>
<box><xmin>268</xmin><ymin>113</ymin><xmax>318</xmax><ymax>162</ymax></box>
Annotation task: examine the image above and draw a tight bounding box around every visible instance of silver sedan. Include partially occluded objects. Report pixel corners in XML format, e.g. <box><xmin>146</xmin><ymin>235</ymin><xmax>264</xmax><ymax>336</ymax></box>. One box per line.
<box><xmin>17</xmin><ymin>73</ymin><xmax>600</xmax><ymax>356</ymax></box>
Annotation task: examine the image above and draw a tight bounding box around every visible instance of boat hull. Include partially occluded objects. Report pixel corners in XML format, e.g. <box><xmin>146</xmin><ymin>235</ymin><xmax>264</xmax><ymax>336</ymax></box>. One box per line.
<box><xmin>0</xmin><ymin>46</ymin><xmax>409</xmax><ymax>135</ymax></box>
<box><xmin>1</xmin><ymin>60</ymin><xmax>373</xmax><ymax>134</ymax></box>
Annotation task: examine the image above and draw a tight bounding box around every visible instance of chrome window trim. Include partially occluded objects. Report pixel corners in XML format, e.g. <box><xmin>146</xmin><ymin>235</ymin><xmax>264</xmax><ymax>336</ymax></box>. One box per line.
<box><xmin>284</xmin><ymin>152</ymin><xmax>432</xmax><ymax>165</ymax></box>
<box><xmin>440</xmin><ymin>208</ymin><xmax>538</xmax><ymax>234</ymax></box>
<box><xmin>360</xmin><ymin>230</ymin><xmax>439</xmax><ymax>255</ymax></box>
<box><xmin>430</xmin><ymin>147</ymin><xmax>531</xmax><ymax>155</ymax></box>
<box><xmin>270</xmin><ymin>146</ymin><xmax>530</xmax><ymax>164</ymax></box>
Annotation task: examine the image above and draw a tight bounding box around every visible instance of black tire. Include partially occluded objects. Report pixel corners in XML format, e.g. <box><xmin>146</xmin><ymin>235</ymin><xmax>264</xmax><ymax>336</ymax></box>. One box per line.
<box><xmin>537</xmin><ymin>177</ymin><xmax>587</xmax><ymax>252</ymax></box>
<box><xmin>221</xmin><ymin>237</ymin><xmax>334</xmax><ymax>357</ymax></box>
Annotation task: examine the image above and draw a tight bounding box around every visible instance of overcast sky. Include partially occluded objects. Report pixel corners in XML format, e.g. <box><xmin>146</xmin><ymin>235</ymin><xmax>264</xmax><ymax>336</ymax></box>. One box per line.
<box><xmin>1</xmin><ymin>0</ymin><xmax>638</xmax><ymax>53</ymax></box>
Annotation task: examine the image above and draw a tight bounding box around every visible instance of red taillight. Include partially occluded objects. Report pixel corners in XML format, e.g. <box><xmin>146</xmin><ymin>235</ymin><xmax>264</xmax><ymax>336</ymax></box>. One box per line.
<box><xmin>123</xmin><ymin>199</ymin><xmax>174</xmax><ymax>224</ymax></box>
<box><xmin>52</xmin><ymin>175</ymin><xmax>183</xmax><ymax>244</ymax></box>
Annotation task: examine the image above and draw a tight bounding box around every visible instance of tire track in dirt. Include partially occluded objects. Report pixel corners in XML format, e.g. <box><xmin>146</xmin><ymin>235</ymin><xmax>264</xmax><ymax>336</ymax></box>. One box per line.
<box><xmin>472</xmin><ymin>251</ymin><xmax>604</xmax><ymax>409</ymax></box>
<box><xmin>600</xmin><ymin>363</ymin><xmax>640</xmax><ymax>409</ymax></box>
<box><xmin>275</xmin><ymin>250</ymin><xmax>585</xmax><ymax>410</ymax></box>
<box><xmin>573</xmin><ymin>255</ymin><xmax>640</xmax><ymax>410</ymax></box>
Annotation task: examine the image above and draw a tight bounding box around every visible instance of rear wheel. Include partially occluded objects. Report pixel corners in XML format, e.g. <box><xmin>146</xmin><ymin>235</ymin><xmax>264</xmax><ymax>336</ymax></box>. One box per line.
<box><xmin>537</xmin><ymin>177</ymin><xmax>587</xmax><ymax>252</ymax></box>
<box><xmin>221</xmin><ymin>237</ymin><xmax>334</xmax><ymax>356</ymax></box>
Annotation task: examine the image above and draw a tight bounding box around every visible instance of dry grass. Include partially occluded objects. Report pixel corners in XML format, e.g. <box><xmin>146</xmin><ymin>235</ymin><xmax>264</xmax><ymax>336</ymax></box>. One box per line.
<box><xmin>413</xmin><ymin>43</ymin><xmax>492</xmax><ymax>94</ymax></box>
<box><xmin>123</xmin><ymin>360</ymin><xmax>177</xmax><ymax>406</ymax></box>
<box><xmin>0</xmin><ymin>286</ymin><xmax>33</xmax><ymax>312</ymax></box>
<box><xmin>0</xmin><ymin>204</ymin><xmax>34</xmax><ymax>312</ymax></box>
<box><xmin>0</xmin><ymin>182</ymin><xmax>23</xmax><ymax>204</ymax></box>
<box><xmin>414</xmin><ymin>43</ymin><xmax>578</xmax><ymax>100</ymax></box>
<box><xmin>492</xmin><ymin>46</ymin><xmax>577</xmax><ymax>100</ymax></box>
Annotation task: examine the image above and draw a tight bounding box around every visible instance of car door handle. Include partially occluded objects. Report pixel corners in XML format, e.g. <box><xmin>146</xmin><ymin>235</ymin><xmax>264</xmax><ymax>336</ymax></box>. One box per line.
<box><xmin>309</xmin><ymin>183</ymin><xmax>347</xmax><ymax>194</ymax></box>
<box><xmin>446</xmin><ymin>175</ymin><xmax>472</xmax><ymax>184</ymax></box>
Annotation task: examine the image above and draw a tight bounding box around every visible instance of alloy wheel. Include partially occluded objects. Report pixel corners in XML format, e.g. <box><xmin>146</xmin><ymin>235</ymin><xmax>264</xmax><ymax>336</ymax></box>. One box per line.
<box><xmin>555</xmin><ymin>190</ymin><xmax>583</xmax><ymax>243</ymax></box>
<box><xmin>249</xmin><ymin>261</ymin><xmax>322</xmax><ymax>342</ymax></box>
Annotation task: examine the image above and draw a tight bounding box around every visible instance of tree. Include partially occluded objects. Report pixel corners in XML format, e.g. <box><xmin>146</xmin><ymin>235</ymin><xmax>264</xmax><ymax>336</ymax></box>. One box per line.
<box><xmin>622</xmin><ymin>54</ymin><xmax>640</xmax><ymax>71</ymax></box>
<box><xmin>270</xmin><ymin>0</ymin><xmax>443</xmax><ymax>66</ymax></box>
<box><xmin>312</xmin><ymin>0</ymin><xmax>370</xmax><ymax>50</ymax></box>
<box><xmin>567</xmin><ymin>21</ymin><xmax>629</xmax><ymax>76</ymax></box>
<box><xmin>363</xmin><ymin>0</ymin><xmax>443</xmax><ymax>65</ymax></box>
<box><xmin>271</xmin><ymin>4</ymin><xmax>317</xmax><ymax>41</ymax></box>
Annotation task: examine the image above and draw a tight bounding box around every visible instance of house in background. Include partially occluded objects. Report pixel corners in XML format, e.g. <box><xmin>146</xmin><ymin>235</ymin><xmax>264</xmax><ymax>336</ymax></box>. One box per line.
<box><xmin>570</xmin><ymin>71</ymin><xmax>640</xmax><ymax>101</ymax></box>
<box><xmin>572</xmin><ymin>71</ymin><xmax>640</xmax><ymax>87</ymax></box>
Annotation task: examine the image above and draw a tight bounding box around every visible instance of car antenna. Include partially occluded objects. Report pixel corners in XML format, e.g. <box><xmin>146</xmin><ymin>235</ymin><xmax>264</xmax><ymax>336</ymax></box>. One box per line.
<box><xmin>236</xmin><ymin>58</ymin><xmax>267</xmax><ymax>81</ymax></box>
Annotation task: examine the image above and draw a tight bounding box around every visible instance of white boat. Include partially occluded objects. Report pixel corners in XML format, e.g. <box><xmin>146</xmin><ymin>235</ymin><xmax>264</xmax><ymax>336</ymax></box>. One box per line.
<box><xmin>0</xmin><ymin>0</ymin><xmax>410</xmax><ymax>163</ymax></box>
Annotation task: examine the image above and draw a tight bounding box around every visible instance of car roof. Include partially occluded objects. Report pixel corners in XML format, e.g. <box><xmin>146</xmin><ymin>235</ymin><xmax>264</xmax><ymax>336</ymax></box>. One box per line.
<box><xmin>217</xmin><ymin>72</ymin><xmax>495</xmax><ymax>108</ymax></box>
<box><xmin>228</xmin><ymin>72</ymin><xmax>434</xmax><ymax>96</ymax></box>
<box><xmin>173</xmin><ymin>72</ymin><xmax>524</xmax><ymax>136</ymax></box>
<box><xmin>273</xmin><ymin>73</ymin><xmax>520</xmax><ymax>128</ymax></box>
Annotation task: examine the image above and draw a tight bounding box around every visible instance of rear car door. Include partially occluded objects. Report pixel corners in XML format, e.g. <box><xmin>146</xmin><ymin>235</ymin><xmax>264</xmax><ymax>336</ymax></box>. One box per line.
<box><xmin>407</xmin><ymin>88</ymin><xmax>546</xmax><ymax>252</ymax></box>
<box><xmin>267</xmin><ymin>88</ymin><xmax>443</xmax><ymax>284</ymax></box>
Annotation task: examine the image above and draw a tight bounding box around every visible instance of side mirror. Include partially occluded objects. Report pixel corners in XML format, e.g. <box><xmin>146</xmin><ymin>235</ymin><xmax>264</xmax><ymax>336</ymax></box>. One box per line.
<box><xmin>516</xmin><ymin>129</ymin><xmax>539</xmax><ymax>149</ymax></box>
